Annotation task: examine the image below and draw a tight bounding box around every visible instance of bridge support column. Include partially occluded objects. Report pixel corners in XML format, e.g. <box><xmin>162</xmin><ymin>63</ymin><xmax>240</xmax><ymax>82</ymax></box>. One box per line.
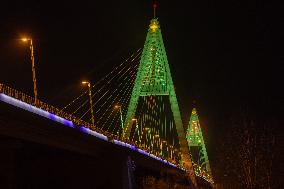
<box><xmin>122</xmin><ymin>156</ymin><xmax>136</xmax><ymax>189</ymax></box>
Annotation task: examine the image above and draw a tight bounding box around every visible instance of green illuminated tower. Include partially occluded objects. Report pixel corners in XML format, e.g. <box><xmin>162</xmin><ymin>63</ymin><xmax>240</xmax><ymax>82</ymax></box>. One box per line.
<box><xmin>187</xmin><ymin>108</ymin><xmax>211</xmax><ymax>174</ymax></box>
<box><xmin>123</xmin><ymin>18</ymin><xmax>197</xmax><ymax>185</ymax></box>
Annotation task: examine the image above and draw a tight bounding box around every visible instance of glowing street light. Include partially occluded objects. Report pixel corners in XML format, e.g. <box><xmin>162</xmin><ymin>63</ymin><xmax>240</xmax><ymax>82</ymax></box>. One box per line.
<box><xmin>115</xmin><ymin>105</ymin><xmax>124</xmax><ymax>134</ymax></box>
<box><xmin>21</xmin><ymin>37</ymin><xmax>38</xmax><ymax>105</ymax></box>
<box><xmin>132</xmin><ymin>118</ymin><xmax>138</xmax><ymax>131</ymax></box>
<box><xmin>132</xmin><ymin>118</ymin><xmax>141</xmax><ymax>143</ymax></box>
<box><xmin>82</xmin><ymin>81</ymin><xmax>95</xmax><ymax>126</ymax></box>
<box><xmin>144</xmin><ymin>127</ymin><xmax>150</xmax><ymax>132</ymax></box>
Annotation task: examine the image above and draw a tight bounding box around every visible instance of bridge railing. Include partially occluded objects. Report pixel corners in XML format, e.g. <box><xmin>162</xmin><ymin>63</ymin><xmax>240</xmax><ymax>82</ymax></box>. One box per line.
<box><xmin>0</xmin><ymin>83</ymin><xmax>214</xmax><ymax>184</ymax></box>
<box><xmin>192</xmin><ymin>162</ymin><xmax>213</xmax><ymax>183</ymax></box>
<box><xmin>0</xmin><ymin>83</ymin><xmax>115</xmax><ymax>136</ymax></box>
<box><xmin>0</xmin><ymin>84</ymin><xmax>180</xmax><ymax>159</ymax></box>
<box><xmin>0</xmin><ymin>84</ymin><xmax>167</xmax><ymax>154</ymax></box>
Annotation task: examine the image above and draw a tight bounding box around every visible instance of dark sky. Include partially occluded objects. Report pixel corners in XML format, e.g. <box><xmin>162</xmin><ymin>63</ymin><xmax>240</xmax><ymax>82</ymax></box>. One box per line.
<box><xmin>0</xmin><ymin>0</ymin><xmax>282</xmax><ymax>184</ymax></box>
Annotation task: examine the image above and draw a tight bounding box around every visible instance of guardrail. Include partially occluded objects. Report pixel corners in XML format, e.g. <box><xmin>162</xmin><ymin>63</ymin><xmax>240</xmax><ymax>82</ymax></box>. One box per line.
<box><xmin>0</xmin><ymin>83</ymin><xmax>213</xmax><ymax>184</ymax></box>
<box><xmin>192</xmin><ymin>162</ymin><xmax>214</xmax><ymax>184</ymax></box>
<box><xmin>0</xmin><ymin>83</ymin><xmax>109</xmax><ymax>135</ymax></box>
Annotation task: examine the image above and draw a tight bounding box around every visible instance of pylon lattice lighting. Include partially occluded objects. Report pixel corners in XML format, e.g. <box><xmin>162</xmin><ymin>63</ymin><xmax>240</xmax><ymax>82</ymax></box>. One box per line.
<box><xmin>123</xmin><ymin>18</ymin><xmax>197</xmax><ymax>185</ymax></box>
<box><xmin>187</xmin><ymin>108</ymin><xmax>212</xmax><ymax>175</ymax></box>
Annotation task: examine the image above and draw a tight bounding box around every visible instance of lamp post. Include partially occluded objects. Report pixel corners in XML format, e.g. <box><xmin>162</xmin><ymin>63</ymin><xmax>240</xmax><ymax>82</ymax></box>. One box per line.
<box><xmin>21</xmin><ymin>38</ymin><xmax>38</xmax><ymax>105</ymax></box>
<box><xmin>82</xmin><ymin>81</ymin><xmax>95</xmax><ymax>126</ymax></box>
<box><xmin>115</xmin><ymin>105</ymin><xmax>124</xmax><ymax>132</ymax></box>
<box><xmin>132</xmin><ymin>118</ymin><xmax>141</xmax><ymax>143</ymax></box>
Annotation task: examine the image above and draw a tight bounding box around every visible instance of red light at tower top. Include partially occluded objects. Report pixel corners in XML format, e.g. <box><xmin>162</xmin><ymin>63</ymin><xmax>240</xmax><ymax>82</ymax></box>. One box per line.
<box><xmin>153</xmin><ymin>2</ymin><xmax>158</xmax><ymax>18</ymax></box>
<box><xmin>153</xmin><ymin>2</ymin><xmax>157</xmax><ymax>8</ymax></box>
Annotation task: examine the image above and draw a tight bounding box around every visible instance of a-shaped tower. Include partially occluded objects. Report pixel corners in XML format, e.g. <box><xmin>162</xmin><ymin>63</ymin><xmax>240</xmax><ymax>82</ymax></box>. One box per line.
<box><xmin>123</xmin><ymin>18</ymin><xmax>197</xmax><ymax>185</ymax></box>
<box><xmin>187</xmin><ymin>108</ymin><xmax>211</xmax><ymax>174</ymax></box>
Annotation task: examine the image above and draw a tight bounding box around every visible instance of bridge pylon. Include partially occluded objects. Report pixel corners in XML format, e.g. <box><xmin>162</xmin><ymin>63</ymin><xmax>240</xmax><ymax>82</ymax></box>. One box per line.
<box><xmin>187</xmin><ymin>108</ymin><xmax>212</xmax><ymax>175</ymax></box>
<box><xmin>123</xmin><ymin>18</ymin><xmax>197</xmax><ymax>187</ymax></box>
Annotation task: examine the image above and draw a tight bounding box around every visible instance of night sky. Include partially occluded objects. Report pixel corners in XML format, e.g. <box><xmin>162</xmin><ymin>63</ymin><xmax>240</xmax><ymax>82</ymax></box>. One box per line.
<box><xmin>0</xmin><ymin>0</ymin><xmax>282</xmax><ymax>185</ymax></box>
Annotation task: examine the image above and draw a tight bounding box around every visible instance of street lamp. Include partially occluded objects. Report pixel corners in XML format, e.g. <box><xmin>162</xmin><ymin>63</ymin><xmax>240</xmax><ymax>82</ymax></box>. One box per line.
<box><xmin>132</xmin><ymin>118</ymin><xmax>138</xmax><ymax>131</ymax></box>
<box><xmin>21</xmin><ymin>37</ymin><xmax>38</xmax><ymax>105</ymax></box>
<box><xmin>115</xmin><ymin>105</ymin><xmax>124</xmax><ymax>131</ymax></box>
<box><xmin>82</xmin><ymin>81</ymin><xmax>95</xmax><ymax>126</ymax></box>
<box><xmin>132</xmin><ymin>118</ymin><xmax>141</xmax><ymax>143</ymax></box>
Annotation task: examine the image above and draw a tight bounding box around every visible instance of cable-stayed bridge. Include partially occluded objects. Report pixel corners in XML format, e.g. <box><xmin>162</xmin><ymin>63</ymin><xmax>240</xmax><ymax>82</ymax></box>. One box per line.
<box><xmin>0</xmin><ymin>17</ymin><xmax>213</xmax><ymax>189</ymax></box>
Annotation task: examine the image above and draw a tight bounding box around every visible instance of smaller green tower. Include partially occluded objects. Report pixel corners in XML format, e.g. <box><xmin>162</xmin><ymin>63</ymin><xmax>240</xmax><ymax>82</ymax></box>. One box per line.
<box><xmin>186</xmin><ymin>108</ymin><xmax>211</xmax><ymax>174</ymax></box>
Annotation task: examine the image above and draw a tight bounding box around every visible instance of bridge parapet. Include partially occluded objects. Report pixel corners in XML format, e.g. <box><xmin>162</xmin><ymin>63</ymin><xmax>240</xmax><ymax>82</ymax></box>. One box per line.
<box><xmin>0</xmin><ymin>83</ymin><xmax>214</xmax><ymax>186</ymax></box>
<box><xmin>192</xmin><ymin>162</ymin><xmax>214</xmax><ymax>184</ymax></box>
<box><xmin>0</xmin><ymin>83</ymin><xmax>96</xmax><ymax>131</ymax></box>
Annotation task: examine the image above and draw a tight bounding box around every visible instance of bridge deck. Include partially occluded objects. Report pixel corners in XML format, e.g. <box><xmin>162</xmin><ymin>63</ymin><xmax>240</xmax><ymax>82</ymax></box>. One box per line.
<box><xmin>0</xmin><ymin>93</ymin><xmax>180</xmax><ymax>169</ymax></box>
<box><xmin>0</xmin><ymin>86</ymin><xmax>213</xmax><ymax>188</ymax></box>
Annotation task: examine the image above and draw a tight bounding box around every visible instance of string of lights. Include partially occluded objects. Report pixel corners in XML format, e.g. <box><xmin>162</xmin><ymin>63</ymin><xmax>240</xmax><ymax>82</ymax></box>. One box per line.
<box><xmin>61</xmin><ymin>49</ymin><xmax>141</xmax><ymax>121</ymax></box>
<box><xmin>60</xmin><ymin>48</ymin><xmax>142</xmax><ymax>113</ymax></box>
<box><xmin>59</xmin><ymin>49</ymin><xmax>142</xmax><ymax>135</ymax></box>
<box><xmin>94</xmin><ymin>64</ymin><xmax>138</xmax><ymax>127</ymax></box>
<box><xmin>74</xmin><ymin>57</ymin><xmax>140</xmax><ymax>117</ymax></box>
